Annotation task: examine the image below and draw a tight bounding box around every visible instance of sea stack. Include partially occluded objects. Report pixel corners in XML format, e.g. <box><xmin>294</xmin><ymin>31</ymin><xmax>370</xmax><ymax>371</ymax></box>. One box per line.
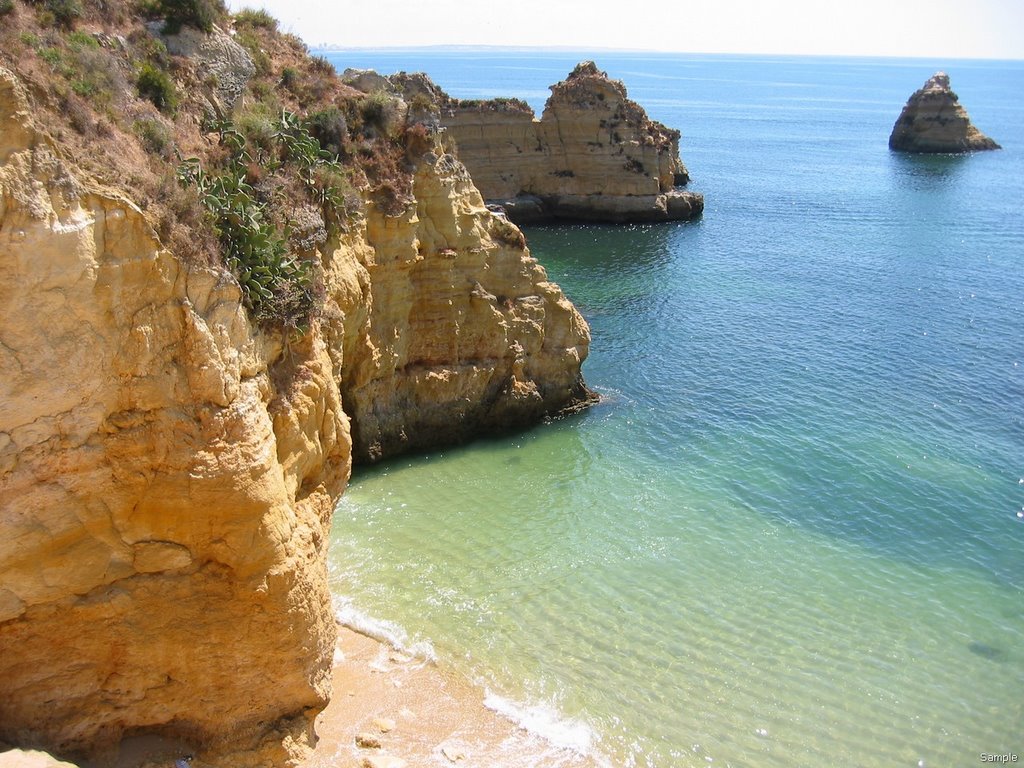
<box><xmin>354</xmin><ymin>62</ymin><xmax>704</xmax><ymax>224</ymax></box>
<box><xmin>889</xmin><ymin>71</ymin><xmax>1000</xmax><ymax>153</ymax></box>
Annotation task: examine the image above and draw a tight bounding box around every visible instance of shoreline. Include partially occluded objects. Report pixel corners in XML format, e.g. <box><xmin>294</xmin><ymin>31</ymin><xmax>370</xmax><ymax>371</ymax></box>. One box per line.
<box><xmin>300</xmin><ymin>623</ymin><xmax>605</xmax><ymax>768</ymax></box>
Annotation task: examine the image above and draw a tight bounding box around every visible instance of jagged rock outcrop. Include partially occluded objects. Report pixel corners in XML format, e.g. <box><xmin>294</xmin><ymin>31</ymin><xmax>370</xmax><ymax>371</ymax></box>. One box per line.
<box><xmin>889</xmin><ymin>71</ymin><xmax>1000</xmax><ymax>153</ymax></box>
<box><xmin>0</xmin><ymin>66</ymin><xmax>345</xmax><ymax>767</ymax></box>
<box><xmin>342</xmin><ymin>150</ymin><xmax>593</xmax><ymax>461</ymax></box>
<box><xmin>0</xmin><ymin>58</ymin><xmax>590</xmax><ymax>767</ymax></box>
<box><xmin>149</xmin><ymin>23</ymin><xmax>255</xmax><ymax>117</ymax></box>
<box><xmin>349</xmin><ymin>62</ymin><xmax>703</xmax><ymax>224</ymax></box>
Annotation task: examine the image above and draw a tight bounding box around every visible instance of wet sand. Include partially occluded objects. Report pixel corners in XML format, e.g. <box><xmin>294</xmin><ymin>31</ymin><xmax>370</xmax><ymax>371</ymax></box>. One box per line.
<box><xmin>300</xmin><ymin>625</ymin><xmax>603</xmax><ymax>768</ymax></box>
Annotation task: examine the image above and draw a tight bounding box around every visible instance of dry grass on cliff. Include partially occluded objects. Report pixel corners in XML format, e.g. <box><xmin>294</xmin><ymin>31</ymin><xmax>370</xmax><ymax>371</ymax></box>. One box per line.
<box><xmin>0</xmin><ymin>0</ymin><xmax>423</xmax><ymax>316</ymax></box>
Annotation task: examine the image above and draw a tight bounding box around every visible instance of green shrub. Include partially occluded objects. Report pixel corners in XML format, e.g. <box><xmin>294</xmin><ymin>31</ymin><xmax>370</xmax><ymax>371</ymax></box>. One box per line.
<box><xmin>234</xmin><ymin>7</ymin><xmax>276</xmax><ymax>30</ymax></box>
<box><xmin>306</xmin><ymin>107</ymin><xmax>347</xmax><ymax>157</ymax></box>
<box><xmin>358</xmin><ymin>91</ymin><xmax>398</xmax><ymax>138</ymax></box>
<box><xmin>0</xmin><ymin>0</ymin><xmax>15</xmax><ymax>17</ymax></box>
<box><xmin>176</xmin><ymin>113</ymin><xmax>344</xmax><ymax>329</ymax></box>
<box><xmin>134</xmin><ymin>117</ymin><xmax>173</xmax><ymax>156</ymax></box>
<box><xmin>308</xmin><ymin>54</ymin><xmax>333</xmax><ymax>75</ymax></box>
<box><xmin>69</xmin><ymin>46</ymin><xmax>124</xmax><ymax>106</ymax></box>
<box><xmin>408</xmin><ymin>92</ymin><xmax>435</xmax><ymax>115</ymax></box>
<box><xmin>43</xmin><ymin>0</ymin><xmax>81</xmax><ymax>28</ymax></box>
<box><xmin>313</xmin><ymin>164</ymin><xmax>359</xmax><ymax>228</ymax></box>
<box><xmin>279</xmin><ymin>66</ymin><xmax>298</xmax><ymax>91</ymax></box>
<box><xmin>130</xmin><ymin>31</ymin><xmax>170</xmax><ymax>67</ymax></box>
<box><xmin>38</xmin><ymin>46</ymin><xmax>65</xmax><ymax>71</ymax></box>
<box><xmin>235</xmin><ymin>105</ymin><xmax>276</xmax><ymax>154</ymax></box>
<box><xmin>137</xmin><ymin>62</ymin><xmax>177</xmax><ymax>112</ymax></box>
<box><xmin>151</xmin><ymin>0</ymin><xmax>225</xmax><ymax>34</ymax></box>
<box><xmin>67</xmin><ymin>30</ymin><xmax>99</xmax><ymax>49</ymax></box>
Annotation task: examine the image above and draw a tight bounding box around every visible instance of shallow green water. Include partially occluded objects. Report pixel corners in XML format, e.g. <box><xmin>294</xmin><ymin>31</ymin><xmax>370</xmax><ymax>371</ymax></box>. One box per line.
<box><xmin>326</xmin><ymin>53</ymin><xmax>1024</xmax><ymax>767</ymax></box>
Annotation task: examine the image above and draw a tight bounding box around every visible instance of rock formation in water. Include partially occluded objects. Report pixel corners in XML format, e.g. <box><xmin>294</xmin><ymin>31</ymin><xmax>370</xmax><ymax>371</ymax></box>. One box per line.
<box><xmin>347</xmin><ymin>62</ymin><xmax>704</xmax><ymax>224</ymax></box>
<box><xmin>0</xmin><ymin>5</ymin><xmax>591</xmax><ymax>764</ymax></box>
<box><xmin>889</xmin><ymin>71</ymin><xmax>1000</xmax><ymax>153</ymax></box>
<box><xmin>346</xmin><ymin>152</ymin><xmax>593</xmax><ymax>461</ymax></box>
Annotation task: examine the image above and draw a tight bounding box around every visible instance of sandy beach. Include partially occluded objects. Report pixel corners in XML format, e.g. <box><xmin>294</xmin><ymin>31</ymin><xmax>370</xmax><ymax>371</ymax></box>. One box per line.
<box><xmin>300</xmin><ymin>625</ymin><xmax>602</xmax><ymax>768</ymax></box>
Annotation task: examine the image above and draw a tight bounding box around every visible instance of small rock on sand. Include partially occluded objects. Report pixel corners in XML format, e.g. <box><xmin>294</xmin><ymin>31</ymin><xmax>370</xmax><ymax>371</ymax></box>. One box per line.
<box><xmin>355</xmin><ymin>733</ymin><xmax>382</xmax><ymax>749</ymax></box>
<box><xmin>441</xmin><ymin>744</ymin><xmax>467</xmax><ymax>762</ymax></box>
<box><xmin>372</xmin><ymin>717</ymin><xmax>396</xmax><ymax>733</ymax></box>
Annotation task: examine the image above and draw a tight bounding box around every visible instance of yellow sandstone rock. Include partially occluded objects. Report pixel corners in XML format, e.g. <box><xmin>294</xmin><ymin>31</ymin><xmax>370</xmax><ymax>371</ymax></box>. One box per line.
<box><xmin>0</xmin><ymin>58</ymin><xmax>591</xmax><ymax>765</ymax></box>
<box><xmin>0</xmin><ymin>65</ymin><xmax>345</xmax><ymax>767</ymax></box>
<box><xmin>437</xmin><ymin>62</ymin><xmax>704</xmax><ymax>223</ymax></box>
<box><xmin>889</xmin><ymin>71</ymin><xmax>1000</xmax><ymax>153</ymax></box>
<box><xmin>0</xmin><ymin>750</ymin><xmax>79</xmax><ymax>768</ymax></box>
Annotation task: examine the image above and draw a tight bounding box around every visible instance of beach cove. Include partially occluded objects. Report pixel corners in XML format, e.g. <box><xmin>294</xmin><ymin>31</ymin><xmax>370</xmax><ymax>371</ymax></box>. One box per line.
<box><xmin>324</xmin><ymin>51</ymin><xmax>1024</xmax><ymax>768</ymax></box>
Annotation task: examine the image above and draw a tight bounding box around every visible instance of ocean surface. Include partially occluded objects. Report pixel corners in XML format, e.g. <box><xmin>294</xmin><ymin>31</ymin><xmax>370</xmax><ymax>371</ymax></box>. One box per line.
<box><xmin>321</xmin><ymin>51</ymin><xmax>1024</xmax><ymax>767</ymax></box>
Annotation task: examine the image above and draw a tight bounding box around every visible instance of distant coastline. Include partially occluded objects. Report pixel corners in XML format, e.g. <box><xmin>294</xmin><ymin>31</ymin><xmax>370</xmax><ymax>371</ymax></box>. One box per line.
<box><xmin>312</xmin><ymin>45</ymin><xmax>1024</xmax><ymax>63</ymax></box>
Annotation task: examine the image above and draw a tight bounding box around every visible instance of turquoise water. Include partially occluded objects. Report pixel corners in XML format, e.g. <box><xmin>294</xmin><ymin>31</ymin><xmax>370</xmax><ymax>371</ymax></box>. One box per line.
<box><xmin>324</xmin><ymin>52</ymin><xmax>1024</xmax><ymax>767</ymax></box>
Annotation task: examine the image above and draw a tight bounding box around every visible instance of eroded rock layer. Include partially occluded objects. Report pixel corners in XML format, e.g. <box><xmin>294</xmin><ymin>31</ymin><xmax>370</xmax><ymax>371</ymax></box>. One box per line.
<box><xmin>343</xmin><ymin>151</ymin><xmax>593</xmax><ymax>461</ymax></box>
<box><xmin>0</xmin><ymin>59</ymin><xmax>591</xmax><ymax>765</ymax></box>
<box><xmin>889</xmin><ymin>71</ymin><xmax>1000</xmax><ymax>153</ymax></box>
<box><xmin>353</xmin><ymin>62</ymin><xmax>704</xmax><ymax>224</ymax></box>
<box><xmin>0</xmin><ymin>65</ymin><xmax>346</xmax><ymax>767</ymax></box>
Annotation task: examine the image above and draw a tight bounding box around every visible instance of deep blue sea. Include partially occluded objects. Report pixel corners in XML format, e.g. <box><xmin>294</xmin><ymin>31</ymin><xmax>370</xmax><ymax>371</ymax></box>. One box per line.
<box><xmin>321</xmin><ymin>51</ymin><xmax>1024</xmax><ymax>767</ymax></box>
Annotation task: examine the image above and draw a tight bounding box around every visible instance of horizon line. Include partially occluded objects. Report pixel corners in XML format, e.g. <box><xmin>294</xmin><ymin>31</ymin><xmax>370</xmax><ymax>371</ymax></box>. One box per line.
<box><xmin>309</xmin><ymin>44</ymin><xmax>1024</xmax><ymax>63</ymax></box>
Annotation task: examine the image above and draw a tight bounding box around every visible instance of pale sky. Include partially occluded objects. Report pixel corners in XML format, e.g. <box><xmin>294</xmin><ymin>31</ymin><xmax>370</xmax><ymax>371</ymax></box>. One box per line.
<box><xmin>226</xmin><ymin>0</ymin><xmax>1024</xmax><ymax>59</ymax></box>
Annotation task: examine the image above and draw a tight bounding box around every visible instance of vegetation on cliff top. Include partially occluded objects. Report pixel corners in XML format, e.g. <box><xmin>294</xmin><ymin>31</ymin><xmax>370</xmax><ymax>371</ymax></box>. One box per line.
<box><xmin>0</xmin><ymin>0</ymin><xmax>429</xmax><ymax>329</ymax></box>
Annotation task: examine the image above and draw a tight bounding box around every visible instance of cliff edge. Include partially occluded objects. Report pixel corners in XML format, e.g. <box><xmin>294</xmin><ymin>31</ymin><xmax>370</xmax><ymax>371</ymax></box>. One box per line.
<box><xmin>889</xmin><ymin>71</ymin><xmax>1000</xmax><ymax>153</ymax></box>
<box><xmin>0</xmin><ymin>64</ymin><xmax>345</xmax><ymax>766</ymax></box>
<box><xmin>0</xmin><ymin>4</ymin><xmax>592</xmax><ymax>764</ymax></box>
<box><xmin>348</xmin><ymin>62</ymin><xmax>704</xmax><ymax>224</ymax></box>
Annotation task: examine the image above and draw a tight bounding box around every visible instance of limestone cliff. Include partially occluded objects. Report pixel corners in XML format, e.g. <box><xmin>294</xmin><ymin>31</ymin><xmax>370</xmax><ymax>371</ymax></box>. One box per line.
<box><xmin>0</xmin><ymin>43</ymin><xmax>590</xmax><ymax>768</ymax></box>
<box><xmin>343</xmin><ymin>150</ymin><xmax>593</xmax><ymax>461</ymax></box>
<box><xmin>351</xmin><ymin>62</ymin><xmax>704</xmax><ymax>224</ymax></box>
<box><xmin>0</xmin><ymin>65</ymin><xmax>346</xmax><ymax>766</ymax></box>
<box><xmin>889</xmin><ymin>72</ymin><xmax>1000</xmax><ymax>153</ymax></box>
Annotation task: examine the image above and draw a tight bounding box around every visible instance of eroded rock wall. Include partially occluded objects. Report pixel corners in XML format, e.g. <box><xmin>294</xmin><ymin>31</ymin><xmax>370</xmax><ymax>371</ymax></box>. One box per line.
<box><xmin>0</xmin><ymin>66</ymin><xmax>347</xmax><ymax>766</ymax></box>
<box><xmin>436</xmin><ymin>62</ymin><xmax>704</xmax><ymax>223</ymax></box>
<box><xmin>0</xmin><ymin>60</ymin><xmax>591</xmax><ymax>765</ymax></box>
<box><xmin>340</xmin><ymin>150</ymin><xmax>592</xmax><ymax>461</ymax></box>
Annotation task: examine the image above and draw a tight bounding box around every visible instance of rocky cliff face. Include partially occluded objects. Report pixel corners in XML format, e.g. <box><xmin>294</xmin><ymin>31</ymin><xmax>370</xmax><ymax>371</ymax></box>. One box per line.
<box><xmin>0</xmin><ymin>66</ymin><xmax>346</xmax><ymax>766</ymax></box>
<box><xmin>352</xmin><ymin>62</ymin><xmax>703</xmax><ymax>224</ymax></box>
<box><xmin>889</xmin><ymin>71</ymin><xmax>1000</xmax><ymax>153</ymax></box>
<box><xmin>0</xmin><ymin>56</ymin><xmax>590</xmax><ymax>766</ymax></box>
<box><xmin>343</xmin><ymin>150</ymin><xmax>593</xmax><ymax>461</ymax></box>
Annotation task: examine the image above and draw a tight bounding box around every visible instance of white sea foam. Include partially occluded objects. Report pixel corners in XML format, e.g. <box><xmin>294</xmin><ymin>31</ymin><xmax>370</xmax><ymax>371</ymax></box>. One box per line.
<box><xmin>333</xmin><ymin>596</ymin><xmax>436</xmax><ymax>661</ymax></box>
<box><xmin>483</xmin><ymin>690</ymin><xmax>605</xmax><ymax>760</ymax></box>
<box><xmin>333</xmin><ymin>597</ymin><xmax>611</xmax><ymax>766</ymax></box>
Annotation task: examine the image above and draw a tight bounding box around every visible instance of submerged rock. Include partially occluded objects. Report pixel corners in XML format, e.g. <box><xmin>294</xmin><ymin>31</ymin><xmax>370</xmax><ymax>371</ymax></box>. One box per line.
<box><xmin>889</xmin><ymin>72</ymin><xmax>1000</xmax><ymax>153</ymax></box>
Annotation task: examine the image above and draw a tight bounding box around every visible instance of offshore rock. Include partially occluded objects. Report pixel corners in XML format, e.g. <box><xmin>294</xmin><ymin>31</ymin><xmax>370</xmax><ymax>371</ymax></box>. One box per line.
<box><xmin>889</xmin><ymin>72</ymin><xmax>1000</xmax><ymax>153</ymax></box>
<box><xmin>362</xmin><ymin>62</ymin><xmax>703</xmax><ymax>224</ymax></box>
